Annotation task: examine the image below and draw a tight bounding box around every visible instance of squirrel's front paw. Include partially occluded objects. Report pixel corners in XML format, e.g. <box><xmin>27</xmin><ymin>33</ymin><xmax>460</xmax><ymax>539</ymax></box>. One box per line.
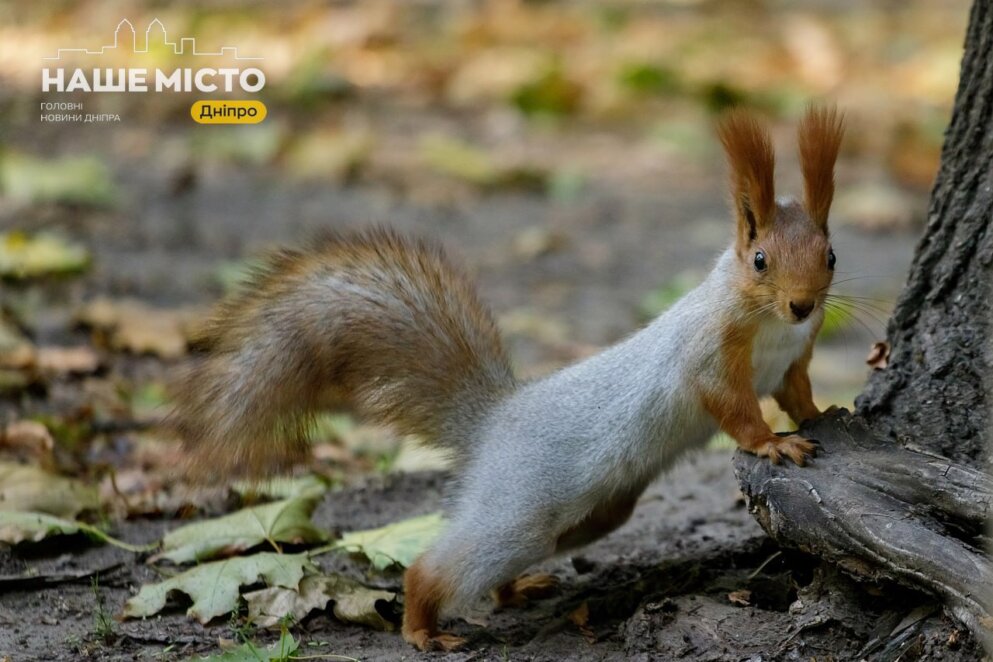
<box><xmin>753</xmin><ymin>434</ymin><xmax>817</xmax><ymax>466</ymax></box>
<box><xmin>493</xmin><ymin>573</ymin><xmax>559</xmax><ymax>608</ymax></box>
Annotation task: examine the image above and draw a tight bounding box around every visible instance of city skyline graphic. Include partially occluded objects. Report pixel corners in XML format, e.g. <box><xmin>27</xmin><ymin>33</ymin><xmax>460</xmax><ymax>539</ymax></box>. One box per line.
<box><xmin>42</xmin><ymin>18</ymin><xmax>262</xmax><ymax>61</ymax></box>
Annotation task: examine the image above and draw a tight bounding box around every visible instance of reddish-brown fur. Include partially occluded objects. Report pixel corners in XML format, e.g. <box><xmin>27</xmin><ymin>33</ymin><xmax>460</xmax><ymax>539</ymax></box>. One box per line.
<box><xmin>717</xmin><ymin>110</ymin><xmax>777</xmax><ymax>251</ymax></box>
<box><xmin>171</xmin><ymin>229</ymin><xmax>515</xmax><ymax>480</ymax></box>
<box><xmin>798</xmin><ymin>106</ymin><xmax>845</xmax><ymax>229</ymax></box>
<box><xmin>773</xmin><ymin>344</ymin><xmax>821</xmax><ymax>424</ymax></box>
<box><xmin>492</xmin><ymin>574</ymin><xmax>559</xmax><ymax>609</ymax></box>
<box><xmin>699</xmin><ymin>322</ymin><xmax>817</xmax><ymax>466</ymax></box>
<box><xmin>402</xmin><ymin>560</ymin><xmax>464</xmax><ymax>651</ymax></box>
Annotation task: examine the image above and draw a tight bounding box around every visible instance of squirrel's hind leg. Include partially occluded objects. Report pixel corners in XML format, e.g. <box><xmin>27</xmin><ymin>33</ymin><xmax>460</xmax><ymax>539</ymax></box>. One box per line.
<box><xmin>402</xmin><ymin>519</ymin><xmax>557</xmax><ymax>650</ymax></box>
<box><xmin>402</xmin><ymin>558</ymin><xmax>465</xmax><ymax>651</ymax></box>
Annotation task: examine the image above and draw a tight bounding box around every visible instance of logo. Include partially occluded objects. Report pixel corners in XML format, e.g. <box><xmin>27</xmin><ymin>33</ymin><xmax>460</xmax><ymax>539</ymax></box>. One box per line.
<box><xmin>40</xmin><ymin>19</ymin><xmax>266</xmax><ymax>124</ymax></box>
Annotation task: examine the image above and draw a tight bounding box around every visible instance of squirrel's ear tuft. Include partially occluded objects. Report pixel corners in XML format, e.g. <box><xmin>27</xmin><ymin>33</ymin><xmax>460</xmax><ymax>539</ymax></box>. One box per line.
<box><xmin>717</xmin><ymin>109</ymin><xmax>776</xmax><ymax>247</ymax></box>
<box><xmin>798</xmin><ymin>105</ymin><xmax>845</xmax><ymax>232</ymax></box>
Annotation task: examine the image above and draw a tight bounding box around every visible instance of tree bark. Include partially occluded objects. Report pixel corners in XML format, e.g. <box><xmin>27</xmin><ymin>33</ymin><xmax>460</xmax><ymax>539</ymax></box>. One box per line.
<box><xmin>735</xmin><ymin>412</ymin><xmax>992</xmax><ymax>649</ymax></box>
<box><xmin>735</xmin><ymin>0</ymin><xmax>992</xmax><ymax>651</ymax></box>
<box><xmin>856</xmin><ymin>0</ymin><xmax>992</xmax><ymax>467</ymax></box>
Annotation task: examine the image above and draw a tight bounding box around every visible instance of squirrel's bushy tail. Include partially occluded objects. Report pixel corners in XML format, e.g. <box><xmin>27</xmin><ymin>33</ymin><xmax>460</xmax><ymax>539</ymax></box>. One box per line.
<box><xmin>172</xmin><ymin>228</ymin><xmax>516</xmax><ymax>477</ymax></box>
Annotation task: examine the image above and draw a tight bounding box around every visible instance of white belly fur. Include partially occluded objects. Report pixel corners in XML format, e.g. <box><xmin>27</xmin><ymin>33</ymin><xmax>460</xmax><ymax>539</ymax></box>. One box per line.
<box><xmin>751</xmin><ymin>318</ymin><xmax>813</xmax><ymax>396</ymax></box>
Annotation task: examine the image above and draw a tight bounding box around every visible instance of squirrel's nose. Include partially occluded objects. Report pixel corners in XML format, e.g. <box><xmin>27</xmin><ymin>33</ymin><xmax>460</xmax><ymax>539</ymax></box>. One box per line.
<box><xmin>789</xmin><ymin>300</ymin><xmax>815</xmax><ymax>321</ymax></box>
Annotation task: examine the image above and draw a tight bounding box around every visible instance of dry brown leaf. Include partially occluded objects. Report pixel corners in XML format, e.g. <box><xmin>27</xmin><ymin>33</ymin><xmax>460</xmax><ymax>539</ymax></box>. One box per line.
<box><xmin>0</xmin><ymin>462</ymin><xmax>99</xmax><ymax>518</ymax></box>
<box><xmin>77</xmin><ymin>298</ymin><xmax>204</xmax><ymax>359</ymax></box>
<box><xmin>94</xmin><ymin>431</ymin><xmax>225</xmax><ymax>517</ymax></box>
<box><xmin>568</xmin><ymin>600</ymin><xmax>589</xmax><ymax>627</ymax></box>
<box><xmin>245</xmin><ymin>574</ymin><xmax>396</xmax><ymax>630</ymax></box>
<box><xmin>498</xmin><ymin>309</ymin><xmax>570</xmax><ymax>346</ymax></box>
<box><xmin>513</xmin><ymin>227</ymin><xmax>567</xmax><ymax>260</ymax></box>
<box><xmin>0</xmin><ymin>316</ymin><xmax>34</xmax><ymax>369</ymax></box>
<box><xmin>1</xmin><ymin>420</ymin><xmax>55</xmax><ymax>468</ymax></box>
<box><xmin>866</xmin><ymin>341</ymin><xmax>890</xmax><ymax>370</ymax></box>
<box><xmin>34</xmin><ymin>346</ymin><xmax>100</xmax><ymax>375</ymax></box>
<box><xmin>727</xmin><ymin>589</ymin><xmax>752</xmax><ymax>606</ymax></box>
<box><xmin>835</xmin><ymin>184</ymin><xmax>916</xmax><ymax>233</ymax></box>
<box><xmin>568</xmin><ymin>600</ymin><xmax>596</xmax><ymax>643</ymax></box>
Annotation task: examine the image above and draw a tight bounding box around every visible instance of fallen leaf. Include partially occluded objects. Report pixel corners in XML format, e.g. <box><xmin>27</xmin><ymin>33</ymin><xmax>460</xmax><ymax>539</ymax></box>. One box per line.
<box><xmin>33</xmin><ymin>346</ymin><xmax>100</xmax><ymax>375</ymax></box>
<box><xmin>0</xmin><ymin>232</ymin><xmax>90</xmax><ymax>280</ymax></box>
<box><xmin>498</xmin><ymin>308</ymin><xmax>570</xmax><ymax>346</ymax></box>
<box><xmin>152</xmin><ymin>497</ymin><xmax>327</xmax><ymax>564</ymax></box>
<box><xmin>420</xmin><ymin>135</ymin><xmax>497</xmax><ymax>186</ymax></box>
<box><xmin>446</xmin><ymin>48</ymin><xmax>546</xmax><ymax>106</ymax></box>
<box><xmin>568</xmin><ymin>601</ymin><xmax>589</xmax><ymax>627</ymax></box>
<box><xmin>418</xmin><ymin>135</ymin><xmax>546</xmax><ymax>190</ymax></box>
<box><xmin>199</xmin><ymin>631</ymin><xmax>299</xmax><ymax>662</ymax></box>
<box><xmin>835</xmin><ymin>184</ymin><xmax>917</xmax><ymax>233</ymax></box>
<box><xmin>0</xmin><ymin>370</ymin><xmax>29</xmax><ymax>394</ymax></box>
<box><xmin>728</xmin><ymin>589</ymin><xmax>752</xmax><ymax>606</ymax></box>
<box><xmin>617</xmin><ymin>62</ymin><xmax>681</xmax><ymax>96</ymax></box>
<box><xmin>2</xmin><ymin>420</ymin><xmax>55</xmax><ymax>462</ymax></box>
<box><xmin>128</xmin><ymin>382</ymin><xmax>170</xmax><ymax>422</ymax></box>
<box><xmin>285</xmin><ymin>128</ymin><xmax>373</xmax><ymax>183</ymax></box>
<box><xmin>245</xmin><ymin>573</ymin><xmax>396</xmax><ymax>630</ymax></box>
<box><xmin>76</xmin><ymin>298</ymin><xmax>202</xmax><ymax>359</ymax></box>
<box><xmin>231</xmin><ymin>475</ymin><xmax>331</xmax><ymax>502</ymax></box>
<box><xmin>0</xmin><ymin>318</ymin><xmax>33</xmax><ymax>368</ymax></box>
<box><xmin>513</xmin><ymin>227</ymin><xmax>566</xmax><ymax>260</ymax></box>
<box><xmin>193</xmin><ymin>123</ymin><xmax>287</xmax><ymax>167</ymax></box>
<box><xmin>866</xmin><ymin>341</ymin><xmax>890</xmax><ymax>370</ymax></box>
<box><xmin>0</xmin><ymin>511</ymin><xmax>80</xmax><ymax>544</ymax></box>
<box><xmin>335</xmin><ymin>512</ymin><xmax>444</xmax><ymax>570</ymax></box>
<box><xmin>123</xmin><ymin>553</ymin><xmax>314</xmax><ymax>623</ymax></box>
<box><xmin>511</xmin><ymin>67</ymin><xmax>583</xmax><ymax>118</ymax></box>
<box><xmin>568</xmin><ymin>601</ymin><xmax>596</xmax><ymax>643</ymax></box>
<box><xmin>0</xmin><ymin>461</ymin><xmax>99</xmax><ymax>518</ymax></box>
<box><xmin>213</xmin><ymin>258</ymin><xmax>266</xmax><ymax>294</ymax></box>
<box><xmin>0</xmin><ymin>153</ymin><xmax>117</xmax><ymax>208</ymax></box>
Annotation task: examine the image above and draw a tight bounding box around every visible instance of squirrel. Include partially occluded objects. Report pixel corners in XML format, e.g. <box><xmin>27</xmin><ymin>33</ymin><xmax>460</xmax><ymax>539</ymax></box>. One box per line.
<box><xmin>172</xmin><ymin>106</ymin><xmax>845</xmax><ymax>651</ymax></box>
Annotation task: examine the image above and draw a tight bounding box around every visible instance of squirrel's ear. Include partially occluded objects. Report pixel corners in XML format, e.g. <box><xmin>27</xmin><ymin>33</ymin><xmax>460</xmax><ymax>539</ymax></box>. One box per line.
<box><xmin>798</xmin><ymin>105</ymin><xmax>845</xmax><ymax>232</ymax></box>
<box><xmin>717</xmin><ymin>109</ymin><xmax>776</xmax><ymax>249</ymax></box>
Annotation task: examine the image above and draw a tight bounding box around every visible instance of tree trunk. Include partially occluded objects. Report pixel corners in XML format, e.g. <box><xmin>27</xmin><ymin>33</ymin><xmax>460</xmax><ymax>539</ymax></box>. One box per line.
<box><xmin>855</xmin><ymin>0</ymin><xmax>993</xmax><ymax>467</ymax></box>
<box><xmin>735</xmin><ymin>0</ymin><xmax>992</xmax><ymax>652</ymax></box>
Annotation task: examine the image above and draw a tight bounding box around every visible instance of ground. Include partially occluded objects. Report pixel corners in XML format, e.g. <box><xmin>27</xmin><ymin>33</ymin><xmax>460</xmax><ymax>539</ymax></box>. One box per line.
<box><xmin>1</xmin><ymin>454</ymin><xmax>979</xmax><ymax>661</ymax></box>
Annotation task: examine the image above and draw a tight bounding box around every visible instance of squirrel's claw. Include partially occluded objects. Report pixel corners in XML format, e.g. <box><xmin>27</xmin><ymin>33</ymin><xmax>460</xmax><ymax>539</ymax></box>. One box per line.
<box><xmin>756</xmin><ymin>434</ymin><xmax>817</xmax><ymax>466</ymax></box>
<box><xmin>404</xmin><ymin>629</ymin><xmax>466</xmax><ymax>652</ymax></box>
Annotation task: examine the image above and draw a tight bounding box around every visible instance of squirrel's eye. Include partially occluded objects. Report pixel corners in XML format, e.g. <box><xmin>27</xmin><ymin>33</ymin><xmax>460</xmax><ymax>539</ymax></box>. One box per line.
<box><xmin>828</xmin><ymin>248</ymin><xmax>836</xmax><ymax>270</ymax></box>
<box><xmin>753</xmin><ymin>251</ymin><xmax>767</xmax><ymax>272</ymax></box>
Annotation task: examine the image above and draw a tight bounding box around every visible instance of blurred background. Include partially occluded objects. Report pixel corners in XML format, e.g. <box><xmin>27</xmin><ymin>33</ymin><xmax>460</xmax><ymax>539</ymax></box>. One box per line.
<box><xmin>0</xmin><ymin>0</ymin><xmax>970</xmax><ymax>477</ymax></box>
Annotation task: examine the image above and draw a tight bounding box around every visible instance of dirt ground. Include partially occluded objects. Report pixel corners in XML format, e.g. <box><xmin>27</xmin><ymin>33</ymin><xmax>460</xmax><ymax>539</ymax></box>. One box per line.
<box><xmin>1</xmin><ymin>452</ymin><xmax>980</xmax><ymax>661</ymax></box>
